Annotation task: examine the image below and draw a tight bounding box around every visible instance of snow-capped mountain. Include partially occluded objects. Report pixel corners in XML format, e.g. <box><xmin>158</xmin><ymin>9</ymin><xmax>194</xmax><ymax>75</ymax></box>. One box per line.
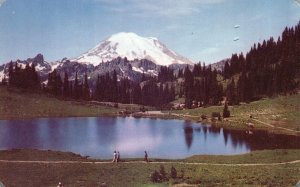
<box><xmin>0</xmin><ymin>32</ymin><xmax>195</xmax><ymax>84</ymax></box>
<box><xmin>72</xmin><ymin>32</ymin><xmax>194</xmax><ymax>66</ymax></box>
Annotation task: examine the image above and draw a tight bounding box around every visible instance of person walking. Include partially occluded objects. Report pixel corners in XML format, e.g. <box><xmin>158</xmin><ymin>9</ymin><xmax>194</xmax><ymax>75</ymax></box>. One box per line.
<box><xmin>112</xmin><ymin>151</ymin><xmax>117</xmax><ymax>162</ymax></box>
<box><xmin>144</xmin><ymin>151</ymin><xmax>149</xmax><ymax>162</ymax></box>
<box><xmin>117</xmin><ymin>151</ymin><xmax>121</xmax><ymax>162</ymax></box>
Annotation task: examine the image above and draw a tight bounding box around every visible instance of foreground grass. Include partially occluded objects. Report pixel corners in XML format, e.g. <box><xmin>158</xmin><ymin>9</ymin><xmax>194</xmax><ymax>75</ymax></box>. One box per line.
<box><xmin>0</xmin><ymin>149</ymin><xmax>299</xmax><ymax>186</ymax></box>
<box><xmin>186</xmin><ymin>149</ymin><xmax>300</xmax><ymax>164</ymax></box>
<box><xmin>168</xmin><ymin>94</ymin><xmax>300</xmax><ymax>135</ymax></box>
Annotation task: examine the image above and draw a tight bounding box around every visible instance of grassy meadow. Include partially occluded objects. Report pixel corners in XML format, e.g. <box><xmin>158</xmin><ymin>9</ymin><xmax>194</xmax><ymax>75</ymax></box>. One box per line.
<box><xmin>168</xmin><ymin>94</ymin><xmax>300</xmax><ymax>135</ymax></box>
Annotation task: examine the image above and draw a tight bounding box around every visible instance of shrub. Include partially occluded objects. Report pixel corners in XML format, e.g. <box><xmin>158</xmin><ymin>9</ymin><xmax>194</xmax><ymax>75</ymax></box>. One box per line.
<box><xmin>201</xmin><ymin>114</ymin><xmax>207</xmax><ymax>120</ymax></box>
<box><xmin>223</xmin><ymin>102</ymin><xmax>230</xmax><ymax>118</ymax></box>
<box><xmin>159</xmin><ymin>165</ymin><xmax>168</xmax><ymax>181</ymax></box>
<box><xmin>170</xmin><ymin>166</ymin><xmax>177</xmax><ymax>179</ymax></box>
<box><xmin>150</xmin><ymin>170</ymin><xmax>161</xmax><ymax>183</ymax></box>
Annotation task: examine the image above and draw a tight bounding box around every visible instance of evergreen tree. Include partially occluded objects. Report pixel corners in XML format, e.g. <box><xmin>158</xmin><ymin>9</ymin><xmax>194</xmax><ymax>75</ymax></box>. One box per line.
<box><xmin>63</xmin><ymin>72</ymin><xmax>69</xmax><ymax>98</ymax></box>
<box><xmin>47</xmin><ymin>70</ymin><xmax>62</xmax><ymax>96</ymax></box>
<box><xmin>184</xmin><ymin>66</ymin><xmax>194</xmax><ymax>108</ymax></box>
<box><xmin>112</xmin><ymin>70</ymin><xmax>118</xmax><ymax>102</ymax></box>
<box><xmin>74</xmin><ymin>72</ymin><xmax>79</xmax><ymax>99</ymax></box>
<box><xmin>30</xmin><ymin>63</ymin><xmax>40</xmax><ymax>89</ymax></box>
<box><xmin>1</xmin><ymin>77</ymin><xmax>7</xmax><ymax>85</ymax></box>
<box><xmin>223</xmin><ymin>101</ymin><xmax>230</xmax><ymax>118</ymax></box>
<box><xmin>132</xmin><ymin>83</ymin><xmax>142</xmax><ymax>104</ymax></box>
<box><xmin>226</xmin><ymin>78</ymin><xmax>237</xmax><ymax>105</ymax></box>
<box><xmin>83</xmin><ymin>73</ymin><xmax>90</xmax><ymax>100</ymax></box>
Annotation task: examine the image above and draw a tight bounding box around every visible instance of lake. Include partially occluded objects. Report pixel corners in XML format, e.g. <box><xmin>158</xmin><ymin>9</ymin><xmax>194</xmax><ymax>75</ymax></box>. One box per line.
<box><xmin>0</xmin><ymin>117</ymin><xmax>299</xmax><ymax>159</ymax></box>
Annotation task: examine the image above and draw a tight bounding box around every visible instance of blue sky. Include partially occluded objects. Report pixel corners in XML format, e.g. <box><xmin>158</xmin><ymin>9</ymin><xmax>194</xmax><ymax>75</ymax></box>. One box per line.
<box><xmin>0</xmin><ymin>0</ymin><xmax>299</xmax><ymax>64</ymax></box>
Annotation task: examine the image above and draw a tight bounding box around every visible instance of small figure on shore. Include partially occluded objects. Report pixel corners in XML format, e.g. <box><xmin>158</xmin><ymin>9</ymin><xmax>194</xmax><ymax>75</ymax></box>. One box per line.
<box><xmin>144</xmin><ymin>151</ymin><xmax>149</xmax><ymax>162</ymax></box>
<box><xmin>112</xmin><ymin>150</ymin><xmax>117</xmax><ymax>162</ymax></box>
<box><xmin>117</xmin><ymin>151</ymin><xmax>121</xmax><ymax>162</ymax></box>
<box><xmin>57</xmin><ymin>182</ymin><xmax>64</xmax><ymax>187</ymax></box>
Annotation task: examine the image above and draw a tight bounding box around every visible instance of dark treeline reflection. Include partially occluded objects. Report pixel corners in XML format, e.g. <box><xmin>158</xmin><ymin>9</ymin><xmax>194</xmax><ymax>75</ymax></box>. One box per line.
<box><xmin>184</xmin><ymin>126</ymin><xmax>193</xmax><ymax>149</ymax></box>
<box><xmin>184</xmin><ymin>124</ymin><xmax>300</xmax><ymax>151</ymax></box>
<box><xmin>223</xmin><ymin>129</ymin><xmax>300</xmax><ymax>150</ymax></box>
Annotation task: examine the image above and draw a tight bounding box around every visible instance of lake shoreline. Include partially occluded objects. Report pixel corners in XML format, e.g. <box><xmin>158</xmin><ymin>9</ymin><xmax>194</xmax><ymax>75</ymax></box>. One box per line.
<box><xmin>0</xmin><ymin>111</ymin><xmax>299</xmax><ymax>137</ymax></box>
<box><xmin>0</xmin><ymin>148</ymin><xmax>299</xmax><ymax>163</ymax></box>
<box><xmin>1</xmin><ymin>86</ymin><xmax>299</xmax><ymax>136</ymax></box>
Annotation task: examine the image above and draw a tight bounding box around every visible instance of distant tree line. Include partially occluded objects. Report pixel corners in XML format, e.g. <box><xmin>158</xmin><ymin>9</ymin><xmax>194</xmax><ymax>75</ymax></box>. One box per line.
<box><xmin>43</xmin><ymin>69</ymin><xmax>175</xmax><ymax>107</ymax></box>
<box><xmin>6</xmin><ymin>62</ymin><xmax>40</xmax><ymax>89</ymax></box>
<box><xmin>93</xmin><ymin>70</ymin><xmax>175</xmax><ymax>107</ymax></box>
<box><xmin>46</xmin><ymin>70</ymin><xmax>90</xmax><ymax>100</ymax></box>
<box><xmin>184</xmin><ymin>64</ymin><xmax>223</xmax><ymax>108</ymax></box>
<box><xmin>157</xmin><ymin>66</ymin><xmax>175</xmax><ymax>82</ymax></box>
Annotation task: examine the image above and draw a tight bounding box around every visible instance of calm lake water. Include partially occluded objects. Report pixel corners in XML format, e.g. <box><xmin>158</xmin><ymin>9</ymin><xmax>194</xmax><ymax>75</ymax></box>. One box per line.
<box><xmin>0</xmin><ymin>117</ymin><xmax>299</xmax><ymax>159</ymax></box>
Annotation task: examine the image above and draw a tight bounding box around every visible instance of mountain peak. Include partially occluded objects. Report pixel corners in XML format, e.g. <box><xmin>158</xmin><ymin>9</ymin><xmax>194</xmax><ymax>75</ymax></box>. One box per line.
<box><xmin>72</xmin><ymin>32</ymin><xmax>194</xmax><ymax>66</ymax></box>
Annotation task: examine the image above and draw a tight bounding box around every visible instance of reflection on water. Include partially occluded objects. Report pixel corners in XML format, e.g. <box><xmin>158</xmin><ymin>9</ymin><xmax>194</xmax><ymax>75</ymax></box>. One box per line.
<box><xmin>184</xmin><ymin>126</ymin><xmax>193</xmax><ymax>149</ymax></box>
<box><xmin>0</xmin><ymin>117</ymin><xmax>299</xmax><ymax>159</ymax></box>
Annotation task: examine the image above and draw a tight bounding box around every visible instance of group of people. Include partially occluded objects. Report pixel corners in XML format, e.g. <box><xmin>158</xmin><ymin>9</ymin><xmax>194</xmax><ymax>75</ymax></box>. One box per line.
<box><xmin>112</xmin><ymin>150</ymin><xmax>149</xmax><ymax>162</ymax></box>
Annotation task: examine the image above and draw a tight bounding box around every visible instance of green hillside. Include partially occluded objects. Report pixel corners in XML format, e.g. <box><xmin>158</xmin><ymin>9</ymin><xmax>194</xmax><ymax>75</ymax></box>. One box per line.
<box><xmin>0</xmin><ymin>86</ymin><xmax>120</xmax><ymax>119</ymax></box>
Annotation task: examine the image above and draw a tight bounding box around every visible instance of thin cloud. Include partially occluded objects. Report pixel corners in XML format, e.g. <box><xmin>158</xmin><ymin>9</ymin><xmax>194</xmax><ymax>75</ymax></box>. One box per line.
<box><xmin>95</xmin><ymin>0</ymin><xmax>225</xmax><ymax>17</ymax></box>
<box><xmin>0</xmin><ymin>0</ymin><xmax>6</xmax><ymax>7</ymax></box>
<box><xmin>248</xmin><ymin>14</ymin><xmax>263</xmax><ymax>22</ymax></box>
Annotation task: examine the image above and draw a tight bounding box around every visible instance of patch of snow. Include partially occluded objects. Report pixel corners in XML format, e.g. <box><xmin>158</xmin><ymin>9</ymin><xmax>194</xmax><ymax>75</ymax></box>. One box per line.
<box><xmin>50</xmin><ymin>62</ymin><xmax>60</xmax><ymax>71</ymax></box>
<box><xmin>42</xmin><ymin>80</ymin><xmax>48</xmax><ymax>85</ymax></box>
<box><xmin>132</xmin><ymin>66</ymin><xmax>144</xmax><ymax>73</ymax></box>
<box><xmin>0</xmin><ymin>70</ymin><xmax>5</xmax><ymax>80</ymax></box>
<box><xmin>35</xmin><ymin>63</ymin><xmax>45</xmax><ymax>71</ymax></box>
<box><xmin>18</xmin><ymin>63</ymin><xmax>26</xmax><ymax>69</ymax></box>
<box><xmin>147</xmin><ymin>69</ymin><xmax>158</xmax><ymax>76</ymax></box>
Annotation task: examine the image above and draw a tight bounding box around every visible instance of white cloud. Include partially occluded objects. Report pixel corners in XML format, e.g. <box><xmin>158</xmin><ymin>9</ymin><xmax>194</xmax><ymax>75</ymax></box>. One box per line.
<box><xmin>95</xmin><ymin>0</ymin><xmax>225</xmax><ymax>17</ymax></box>
<box><xmin>0</xmin><ymin>0</ymin><xmax>6</xmax><ymax>7</ymax></box>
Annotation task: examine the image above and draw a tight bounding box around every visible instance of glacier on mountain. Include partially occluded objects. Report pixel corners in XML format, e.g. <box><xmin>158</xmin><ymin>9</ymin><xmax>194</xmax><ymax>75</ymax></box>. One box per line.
<box><xmin>72</xmin><ymin>32</ymin><xmax>194</xmax><ymax>66</ymax></box>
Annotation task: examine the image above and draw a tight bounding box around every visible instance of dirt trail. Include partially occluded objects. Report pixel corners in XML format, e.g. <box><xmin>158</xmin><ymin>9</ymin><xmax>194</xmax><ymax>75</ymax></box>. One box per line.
<box><xmin>252</xmin><ymin>119</ymin><xmax>300</xmax><ymax>133</ymax></box>
<box><xmin>0</xmin><ymin>159</ymin><xmax>299</xmax><ymax>166</ymax></box>
<box><xmin>172</xmin><ymin>112</ymin><xmax>300</xmax><ymax>134</ymax></box>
